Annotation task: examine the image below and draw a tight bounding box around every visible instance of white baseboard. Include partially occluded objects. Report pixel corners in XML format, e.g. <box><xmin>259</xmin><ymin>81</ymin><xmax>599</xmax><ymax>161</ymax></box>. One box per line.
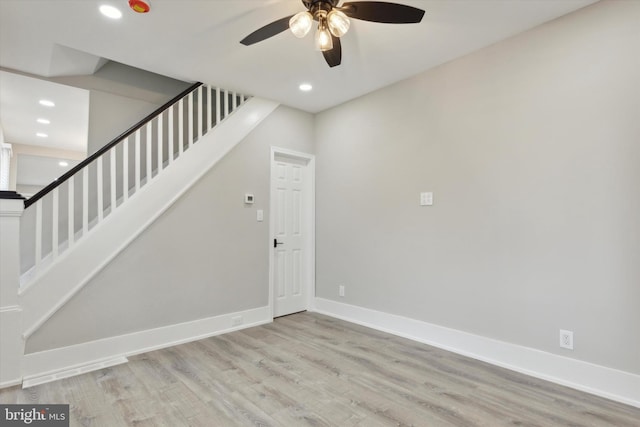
<box><xmin>22</xmin><ymin>306</ymin><xmax>271</xmax><ymax>387</ymax></box>
<box><xmin>313</xmin><ymin>298</ymin><xmax>640</xmax><ymax>408</ymax></box>
<box><xmin>23</xmin><ymin>357</ymin><xmax>128</xmax><ymax>389</ymax></box>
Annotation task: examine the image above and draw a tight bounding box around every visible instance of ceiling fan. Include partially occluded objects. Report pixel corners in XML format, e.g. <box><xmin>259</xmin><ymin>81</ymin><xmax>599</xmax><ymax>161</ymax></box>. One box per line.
<box><xmin>240</xmin><ymin>0</ymin><xmax>425</xmax><ymax>68</ymax></box>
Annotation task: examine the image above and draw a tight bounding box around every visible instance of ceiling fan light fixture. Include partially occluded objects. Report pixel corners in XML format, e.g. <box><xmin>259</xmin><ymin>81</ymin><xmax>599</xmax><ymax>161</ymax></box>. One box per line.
<box><xmin>289</xmin><ymin>11</ymin><xmax>313</xmax><ymax>38</ymax></box>
<box><xmin>327</xmin><ymin>10</ymin><xmax>350</xmax><ymax>37</ymax></box>
<box><xmin>315</xmin><ymin>18</ymin><xmax>333</xmax><ymax>51</ymax></box>
<box><xmin>240</xmin><ymin>1</ymin><xmax>425</xmax><ymax>67</ymax></box>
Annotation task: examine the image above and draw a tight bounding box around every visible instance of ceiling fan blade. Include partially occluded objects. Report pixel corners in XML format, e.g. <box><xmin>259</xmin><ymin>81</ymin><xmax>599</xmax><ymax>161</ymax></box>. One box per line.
<box><xmin>341</xmin><ymin>1</ymin><xmax>425</xmax><ymax>24</ymax></box>
<box><xmin>323</xmin><ymin>36</ymin><xmax>342</xmax><ymax>67</ymax></box>
<box><xmin>240</xmin><ymin>15</ymin><xmax>294</xmax><ymax>46</ymax></box>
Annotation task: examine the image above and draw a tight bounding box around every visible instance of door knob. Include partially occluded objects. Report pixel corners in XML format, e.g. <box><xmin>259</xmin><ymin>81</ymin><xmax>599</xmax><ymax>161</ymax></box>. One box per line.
<box><xmin>274</xmin><ymin>238</ymin><xmax>284</xmax><ymax>248</ymax></box>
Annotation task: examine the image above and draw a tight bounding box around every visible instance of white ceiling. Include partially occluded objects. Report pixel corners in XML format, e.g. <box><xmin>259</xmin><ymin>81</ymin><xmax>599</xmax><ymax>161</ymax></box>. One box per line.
<box><xmin>0</xmin><ymin>71</ymin><xmax>90</xmax><ymax>152</ymax></box>
<box><xmin>0</xmin><ymin>0</ymin><xmax>599</xmax><ymax>115</ymax></box>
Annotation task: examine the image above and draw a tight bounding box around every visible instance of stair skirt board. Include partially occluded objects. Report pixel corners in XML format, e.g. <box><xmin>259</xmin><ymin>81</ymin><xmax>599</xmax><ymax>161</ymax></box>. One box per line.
<box><xmin>22</xmin><ymin>306</ymin><xmax>271</xmax><ymax>387</ymax></box>
<box><xmin>19</xmin><ymin>98</ymin><xmax>280</xmax><ymax>339</ymax></box>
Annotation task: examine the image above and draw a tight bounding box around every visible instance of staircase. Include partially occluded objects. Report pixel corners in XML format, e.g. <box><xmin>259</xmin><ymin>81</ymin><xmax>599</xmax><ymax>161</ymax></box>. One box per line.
<box><xmin>14</xmin><ymin>83</ymin><xmax>279</xmax><ymax>341</ymax></box>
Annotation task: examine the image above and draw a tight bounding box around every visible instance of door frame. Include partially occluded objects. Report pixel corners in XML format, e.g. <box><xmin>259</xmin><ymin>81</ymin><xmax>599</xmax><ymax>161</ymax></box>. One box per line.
<box><xmin>268</xmin><ymin>146</ymin><xmax>316</xmax><ymax>319</ymax></box>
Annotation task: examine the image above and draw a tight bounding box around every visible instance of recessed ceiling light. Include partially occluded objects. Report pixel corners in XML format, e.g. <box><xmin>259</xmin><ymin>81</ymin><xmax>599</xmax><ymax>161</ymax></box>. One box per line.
<box><xmin>36</xmin><ymin>132</ymin><xmax>48</xmax><ymax>138</ymax></box>
<box><xmin>299</xmin><ymin>83</ymin><xmax>313</xmax><ymax>92</ymax></box>
<box><xmin>59</xmin><ymin>161</ymin><xmax>69</xmax><ymax>167</ymax></box>
<box><xmin>37</xmin><ymin>118</ymin><xmax>51</xmax><ymax>125</ymax></box>
<box><xmin>39</xmin><ymin>99</ymin><xmax>55</xmax><ymax>107</ymax></box>
<box><xmin>100</xmin><ymin>4</ymin><xmax>123</xmax><ymax>19</ymax></box>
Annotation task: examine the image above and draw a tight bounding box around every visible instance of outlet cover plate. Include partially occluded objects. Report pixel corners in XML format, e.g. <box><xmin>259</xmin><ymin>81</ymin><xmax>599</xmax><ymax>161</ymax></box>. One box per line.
<box><xmin>559</xmin><ymin>329</ymin><xmax>574</xmax><ymax>350</ymax></box>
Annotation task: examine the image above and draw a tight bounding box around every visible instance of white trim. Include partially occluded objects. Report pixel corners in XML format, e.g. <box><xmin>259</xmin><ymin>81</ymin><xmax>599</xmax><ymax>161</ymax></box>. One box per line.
<box><xmin>313</xmin><ymin>298</ymin><xmax>640</xmax><ymax>408</ymax></box>
<box><xmin>0</xmin><ymin>198</ymin><xmax>24</xmax><ymax>217</ymax></box>
<box><xmin>0</xmin><ymin>142</ymin><xmax>12</xmax><ymax>191</ymax></box>
<box><xmin>23</xmin><ymin>306</ymin><xmax>271</xmax><ymax>385</ymax></box>
<box><xmin>23</xmin><ymin>357</ymin><xmax>128</xmax><ymax>388</ymax></box>
<box><xmin>269</xmin><ymin>147</ymin><xmax>316</xmax><ymax>318</ymax></box>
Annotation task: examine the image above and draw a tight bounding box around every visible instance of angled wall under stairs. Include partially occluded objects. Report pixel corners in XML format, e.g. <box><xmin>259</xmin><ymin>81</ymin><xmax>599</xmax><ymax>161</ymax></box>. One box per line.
<box><xmin>19</xmin><ymin>89</ymin><xmax>279</xmax><ymax>338</ymax></box>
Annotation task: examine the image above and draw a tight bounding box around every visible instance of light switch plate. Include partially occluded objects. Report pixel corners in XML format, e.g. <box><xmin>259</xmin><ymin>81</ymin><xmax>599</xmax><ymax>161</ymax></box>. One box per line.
<box><xmin>257</xmin><ymin>209</ymin><xmax>264</xmax><ymax>222</ymax></box>
<box><xmin>420</xmin><ymin>192</ymin><xmax>433</xmax><ymax>206</ymax></box>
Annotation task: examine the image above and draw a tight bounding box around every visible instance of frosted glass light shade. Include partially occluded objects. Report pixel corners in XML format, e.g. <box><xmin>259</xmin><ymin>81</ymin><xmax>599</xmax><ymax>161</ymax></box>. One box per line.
<box><xmin>327</xmin><ymin>10</ymin><xmax>350</xmax><ymax>37</ymax></box>
<box><xmin>315</xmin><ymin>25</ymin><xmax>333</xmax><ymax>51</ymax></box>
<box><xmin>290</xmin><ymin>11</ymin><xmax>313</xmax><ymax>38</ymax></box>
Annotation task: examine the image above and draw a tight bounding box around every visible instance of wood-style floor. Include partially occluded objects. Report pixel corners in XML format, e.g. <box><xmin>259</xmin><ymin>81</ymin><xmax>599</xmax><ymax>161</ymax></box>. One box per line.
<box><xmin>1</xmin><ymin>312</ymin><xmax>638</xmax><ymax>426</ymax></box>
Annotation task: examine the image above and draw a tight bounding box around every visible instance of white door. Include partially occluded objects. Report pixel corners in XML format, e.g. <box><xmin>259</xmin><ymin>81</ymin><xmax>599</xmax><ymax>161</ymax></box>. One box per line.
<box><xmin>271</xmin><ymin>150</ymin><xmax>314</xmax><ymax>318</ymax></box>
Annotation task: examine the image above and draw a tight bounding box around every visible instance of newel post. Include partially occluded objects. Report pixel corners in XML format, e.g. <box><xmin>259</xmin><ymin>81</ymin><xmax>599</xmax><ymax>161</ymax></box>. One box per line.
<box><xmin>0</xmin><ymin>191</ymin><xmax>25</xmax><ymax>387</ymax></box>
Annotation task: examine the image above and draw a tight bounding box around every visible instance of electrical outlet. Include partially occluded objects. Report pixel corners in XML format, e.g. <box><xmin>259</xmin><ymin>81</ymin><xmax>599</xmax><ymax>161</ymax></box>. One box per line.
<box><xmin>559</xmin><ymin>329</ymin><xmax>573</xmax><ymax>350</ymax></box>
<box><xmin>339</xmin><ymin>285</ymin><xmax>345</xmax><ymax>297</ymax></box>
<box><xmin>231</xmin><ymin>316</ymin><xmax>243</xmax><ymax>327</ymax></box>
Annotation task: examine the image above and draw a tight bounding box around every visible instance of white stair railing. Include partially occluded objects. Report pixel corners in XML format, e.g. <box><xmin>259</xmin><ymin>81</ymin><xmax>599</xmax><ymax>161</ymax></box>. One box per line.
<box><xmin>20</xmin><ymin>84</ymin><xmax>249</xmax><ymax>285</ymax></box>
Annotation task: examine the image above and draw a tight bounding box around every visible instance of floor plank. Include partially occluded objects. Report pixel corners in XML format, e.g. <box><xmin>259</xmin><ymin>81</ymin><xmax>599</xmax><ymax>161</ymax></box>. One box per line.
<box><xmin>1</xmin><ymin>312</ymin><xmax>638</xmax><ymax>426</ymax></box>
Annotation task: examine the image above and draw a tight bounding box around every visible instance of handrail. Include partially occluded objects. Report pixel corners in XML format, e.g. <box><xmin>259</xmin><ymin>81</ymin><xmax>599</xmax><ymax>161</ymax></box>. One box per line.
<box><xmin>24</xmin><ymin>82</ymin><xmax>203</xmax><ymax>208</ymax></box>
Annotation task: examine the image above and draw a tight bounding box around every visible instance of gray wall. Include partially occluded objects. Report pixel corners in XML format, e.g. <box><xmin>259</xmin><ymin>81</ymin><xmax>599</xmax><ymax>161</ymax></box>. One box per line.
<box><xmin>26</xmin><ymin>105</ymin><xmax>314</xmax><ymax>352</ymax></box>
<box><xmin>315</xmin><ymin>0</ymin><xmax>639</xmax><ymax>374</ymax></box>
<box><xmin>87</xmin><ymin>90</ymin><xmax>159</xmax><ymax>155</ymax></box>
<box><xmin>73</xmin><ymin>61</ymin><xmax>191</xmax><ymax>155</ymax></box>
